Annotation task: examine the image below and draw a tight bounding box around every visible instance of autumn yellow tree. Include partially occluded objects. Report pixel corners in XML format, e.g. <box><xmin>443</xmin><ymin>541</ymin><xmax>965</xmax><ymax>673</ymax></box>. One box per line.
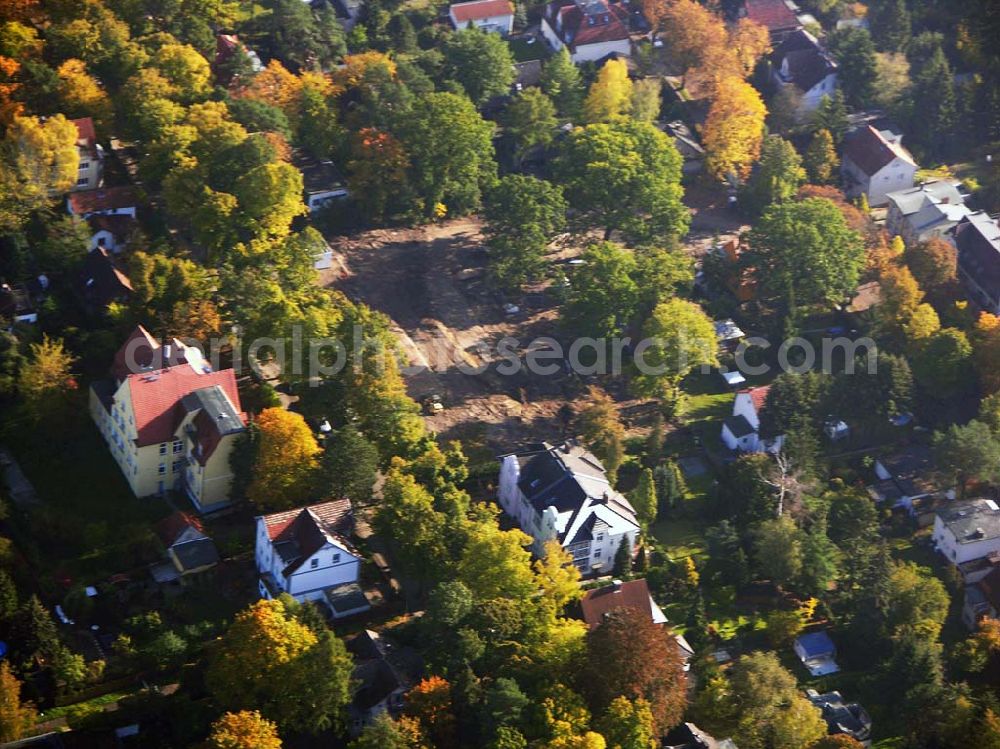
<box><xmin>246</xmin><ymin>408</ymin><xmax>321</xmax><ymax>511</ymax></box>
<box><xmin>973</xmin><ymin>312</ymin><xmax>1000</xmax><ymax>395</ymax></box>
<box><xmin>535</xmin><ymin>539</ymin><xmax>583</xmax><ymax>611</ymax></box>
<box><xmin>208</xmin><ymin>711</ymin><xmax>282</xmax><ymax>749</ymax></box>
<box><xmin>237</xmin><ymin>60</ymin><xmax>303</xmax><ymax>117</ymax></box>
<box><xmin>583</xmin><ymin>59</ymin><xmax>632</xmax><ymax>124</ymax></box>
<box><xmin>0</xmin><ymin>56</ymin><xmax>22</xmax><ymax>127</ymax></box>
<box><xmin>877</xmin><ymin>263</ymin><xmax>923</xmax><ymax>338</ymax></box>
<box><xmin>903</xmin><ymin>303</ymin><xmax>941</xmax><ymax>342</ymax></box>
<box><xmin>56</xmin><ymin>59</ymin><xmax>112</xmax><ymax>129</ymax></box>
<box><xmin>0</xmin><ymin>662</ymin><xmax>36</xmax><ymax>743</ymax></box>
<box><xmin>730</xmin><ymin>18</ymin><xmax>772</xmax><ymax>78</ymax></box>
<box><xmin>658</xmin><ymin>0</ymin><xmax>729</xmax><ymax>93</ymax></box>
<box><xmin>405</xmin><ymin>676</ymin><xmax>457</xmax><ymax>748</ymax></box>
<box><xmin>17</xmin><ymin>335</ymin><xmax>77</xmax><ymax>423</ymax></box>
<box><xmin>702</xmin><ymin>76</ymin><xmax>767</xmax><ymax>181</ymax></box>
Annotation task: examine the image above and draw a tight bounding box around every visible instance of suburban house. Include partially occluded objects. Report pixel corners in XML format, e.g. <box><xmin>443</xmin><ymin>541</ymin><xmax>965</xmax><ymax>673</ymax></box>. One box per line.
<box><xmin>955</xmin><ymin>211</ymin><xmax>1000</xmax><ymax>314</ymax></box>
<box><xmin>806</xmin><ymin>689</ymin><xmax>872</xmax><ymax>745</ymax></box>
<box><xmin>347</xmin><ymin>630</ymin><xmax>423</xmax><ymax>735</ymax></box>
<box><xmin>448</xmin><ymin>0</ymin><xmax>515</xmax><ymax>33</ymax></box>
<box><xmin>841</xmin><ymin>124</ymin><xmax>918</xmax><ymax>207</ymax></box>
<box><xmin>933</xmin><ymin>498</ymin><xmax>1000</xmax><ymax>568</ymax></box>
<box><xmin>664</xmin><ymin>121</ymin><xmax>705</xmax><ymax>175</ymax></box>
<box><xmin>742</xmin><ymin>0</ymin><xmax>802</xmax><ymax>42</ymax></box>
<box><xmin>541</xmin><ymin>0</ymin><xmax>632</xmax><ymax>64</ymax></box>
<box><xmin>87</xmin><ymin>214</ymin><xmax>135</xmax><ymax>254</ymax></box>
<box><xmin>871</xmin><ymin>445</ymin><xmax>947</xmax><ymax>512</ymax></box>
<box><xmin>78</xmin><ymin>247</ymin><xmax>132</xmax><ymax>312</ymax></box>
<box><xmin>720</xmin><ymin>386</ymin><xmax>783</xmax><ymax>454</ymax></box>
<box><xmin>89</xmin><ymin>326</ymin><xmax>246</xmax><ymax>511</ymax></box>
<box><xmin>67</xmin><ymin>186</ymin><xmax>139</xmax><ymax>220</ymax></box>
<box><xmin>71</xmin><ymin>117</ymin><xmax>104</xmax><ymax>192</ymax></box>
<box><xmin>254</xmin><ymin>499</ymin><xmax>370</xmax><ymax>618</ymax></box>
<box><xmin>962</xmin><ymin>564</ymin><xmax>1000</xmax><ymax>629</ymax></box>
<box><xmin>769</xmin><ymin>29</ymin><xmax>838</xmax><ymax>114</ymax></box>
<box><xmin>0</xmin><ymin>283</ymin><xmax>39</xmax><ymax>325</ymax></box>
<box><xmin>794</xmin><ymin>630</ymin><xmax>839</xmax><ymax>676</ymax></box>
<box><xmin>292</xmin><ymin>149</ymin><xmax>349</xmax><ymax>213</ymax></box>
<box><xmin>151</xmin><ymin>511</ymin><xmax>220</xmax><ymax>583</ymax></box>
<box><xmin>497</xmin><ymin>441</ymin><xmax>641</xmax><ymax>573</ymax></box>
<box><xmin>885</xmin><ymin>180</ymin><xmax>971</xmax><ymax>246</ymax></box>
<box><xmin>663</xmin><ymin>723</ymin><xmax>739</xmax><ymax>749</ymax></box>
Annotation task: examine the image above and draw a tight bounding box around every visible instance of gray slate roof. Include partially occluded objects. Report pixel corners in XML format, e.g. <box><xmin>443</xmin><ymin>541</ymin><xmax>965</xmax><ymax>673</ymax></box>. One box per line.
<box><xmin>938</xmin><ymin>498</ymin><xmax>1000</xmax><ymax>544</ymax></box>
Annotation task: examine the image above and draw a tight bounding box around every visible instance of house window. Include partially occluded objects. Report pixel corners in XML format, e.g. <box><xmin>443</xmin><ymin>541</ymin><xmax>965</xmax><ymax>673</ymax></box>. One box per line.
<box><xmin>172</xmin><ymin>462</ymin><xmax>181</xmax><ymax>473</ymax></box>
<box><xmin>596</xmin><ymin>533</ymin><xmax>604</xmax><ymax>542</ymax></box>
<box><xmin>332</xmin><ymin>553</ymin><xmax>341</xmax><ymax>564</ymax></box>
<box><xmin>173</xmin><ymin>440</ymin><xmax>183</xmax><ymax>454</ymax></box>
<box><xmin>159</xmin><ymin>444</ymin><xmax>167</xmax><ymax>455</ymax></box>
<box><xmin>79</xmin><ymin>161</ymin><xmax>90</xmax><ymax>170</ymax></box>
<box><xmin>310</xmin><ymin>558</ymin><xmax>319</xmax><ymax>569</ymax></box>
<box><xmin>593</xmin><ymin>550</ymin><xmax>601</xmax><ymax>559</ymax></box>
<box><xmin>158</xmin><ymin>463</ymin><xmax>166</xmax><ymax>475</ymax></box>
<box><xmin>76</xmin><ymin>177</ymin><xmax>89</xmax><ymax>186</ymax></box>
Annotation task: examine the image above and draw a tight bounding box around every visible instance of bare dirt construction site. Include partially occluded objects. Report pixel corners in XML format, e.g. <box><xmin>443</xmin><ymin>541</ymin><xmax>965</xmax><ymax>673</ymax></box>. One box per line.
<box><xmin>325</xmin><ymin>218</ymin><xmax>584</xmax><ymax>453</ymax></box>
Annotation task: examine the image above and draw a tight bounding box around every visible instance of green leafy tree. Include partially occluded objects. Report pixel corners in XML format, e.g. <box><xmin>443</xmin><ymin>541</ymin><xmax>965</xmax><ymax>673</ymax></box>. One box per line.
<box><xmin>482</xmin><ymin>175</ymin><xmax>566</xmax><ymax>291</ymax></box>
<box><xmin>540</xmin><ymin>48</ymin><xmax>584</xmax><ymax>121</ymax></box>
<box><xmin>811</xmin><ymin>92</ymin><xmax>848</xmax><ymax>144</ymax></box>
<box><xmin>577</xmin><ymin>387</ymin><xmax>626</xmax><ymax>483</ymax></box>
<box><xmin>630</xmin><ymin>468</ymin><xmax>658</xmax><ymax>528</ymax></box>
<box><xmin>0</xmin><ymin>662</ymin><xmax>36</xmax><ymax>743</ymax></box>
<box><xmin>828</xmin><ymin>28</ymin><xmax>877</xmax><ymax>107</ymax></box>
<box><xmin>631</xmin><ymin>298</ymin><xmax>718</xmax><ymax>404</ymax></box>
<box><xmin>349</xmin><ymin>713</ymin><xmax>425</xmax><ymax>749</ymax></box>
<box><xmin>374</xmin><ymin>471</ymin><xmax>450</xmax><ymax>591</ymax></box>
<box><xmin>911</xmin><ymin>46</ymin><xmax>956</xmax><ymax>157</ymax></box>
<box><xmin>757</xmin><ymin>371</ymin><xmax>828</xmax><ymax>440</ymax></box>
<box><xmin>869</xmin><ymin>0</ymin><xmax>911</xmax><ymax>52</ymax></box>
<box><xmin>583</xmin><ymin>58</ymin><xmax>633</xmax><ymax>123</ymax></box>
<box><xmin>746</xmin><ymin>197</ymin><xmax>865</xmax><ymax>315</ymax></box>
<box><xmin>803</xmin><ymin>129</ymin><xmax>838</xmax><ymax>184</ymax></box>
<box><xmin>742</xmin><ymin>135</ymin><xmax>806</xmax><ymax>216</ymax></box>
<box><xmin>456</xmin><ymin>523</ymin><xmax>536</xmax><ymax>601</ymax></box>
<box><xmin>502</xmin><ymin>88</ymin><xmax>558</xmax><ymax>165</ymax></box>
<box><xmin>654</xmin><ymin>460</ymin><xmax>686</xmax><ymax>516</ymax></box>
<box><xmin>882</xmin><ymin>561</ymin><xmax>950</xmax><ymax>640</ymax></box>
<box><xmin>397</xmin><ymin>92</ymin><xmax>496</xmax><ymax>217</ymax></box>
<box><xmin>17</xmin><ymin>336</ymin><xmax>77</xmax><ymax>423</ymax></box>
<box><xmin>319</xmin><ymin>424</ymin><xmax>379</xmax><ymax>503</ymax></box>
<box><xmin>705</xmin><ymin>520</ymin><xmax>750</xmax><ymax>586</ymax></box>
<box><xmin>799</xmin><ymin>515</ymin><xmax>840</xmax><ymax>595</ymax></box>
<box><xmin>562</xmin><ymin>242</ymin><xmax>639</xmax><ymax>339</ymax></box>
<box><xmin>556</xmin><ymin>120</ymin><xmax>688</xmax><ymax>244</ymax></box>
<box><xmin>442</xmin><ymin>27</ymin><xmax>516</xmax><ymax>105</ymax></box>
<box><xmin>933</xmin><ymin>420</ymin><xmax>1000</xmax><ymax>498</ymax></box>
<box><xmin>912</xmin><ymin>327</ymin><xmax>972</xmax><ymax>398</ymax></box>
<box><xmin>596</xmin><ymin>696</ymin><xmax>656</xmax><ymax>749</ymax></box>
<box><xmin>753</xmin><ymin>517</ymin><xmax>803</xmax><ymax>586</ymax></box>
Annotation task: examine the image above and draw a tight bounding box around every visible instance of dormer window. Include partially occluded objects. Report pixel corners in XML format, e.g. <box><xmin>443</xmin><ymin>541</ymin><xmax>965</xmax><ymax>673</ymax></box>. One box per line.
<box><xmin>333</xmin><ymin>553</ymin><xmax>341</xmax><ymax>564</ymax></box>
<box><xmin>311</xmin><ymin>558</ymin><xmax>319</xmax><ymax>569</ymax></box>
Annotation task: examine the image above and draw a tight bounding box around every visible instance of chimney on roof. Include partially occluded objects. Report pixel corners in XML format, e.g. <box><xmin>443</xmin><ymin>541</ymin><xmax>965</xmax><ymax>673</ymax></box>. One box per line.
<box><xmin>942</xmin><ymin>197</ymin><xmax>950</xmax><ymax>204</ymax></box>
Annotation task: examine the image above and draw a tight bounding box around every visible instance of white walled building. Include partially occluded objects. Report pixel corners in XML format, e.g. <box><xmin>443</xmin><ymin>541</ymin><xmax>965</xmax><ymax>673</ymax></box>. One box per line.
<box><xmin>541</xmin><ymin>0</ymin><xmax>631</xmax><ymax>64</ymax></box>
<box><xmin>497</xmin><ymin>441</ymin><xmax>640</xmax><ymax>573</ymax></box>
<box><xmin>933</xmin><ymin>498</ymin><xmax>1000</xmax><ymax>567</ymax></box>
<box><xmin>449</xmin><ymin>0</ymin><xmax>515</xmax><ymax>33</ymax></box>
<box><xmin>841</xmin><ymin>124</ymin><xmax>918</xmax><ymax>207</ymax></box>
<box><xmin>720</xmin><ymin>386</ymin><xmax>784</xmax><ymax>454</ymax></box>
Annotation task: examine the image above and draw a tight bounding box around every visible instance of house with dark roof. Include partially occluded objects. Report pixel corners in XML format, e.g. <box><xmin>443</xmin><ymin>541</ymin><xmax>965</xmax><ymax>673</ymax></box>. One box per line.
<box><xmin>841</xmin><ymin>124</ymin><xmax>917</xmax><ymax>207</ymax></box>
<box><xmin>794</xmin><ymin>630</ymin><xmax>839</xmax><ymax>676</ymax></box>
<box><xmin>663</xmin><ymin>723</ymin><xmax>739</xmax><ymax>749</ymax></box>
<box><xmin>742</xmin><ymin>0</ymin><xmax>802</xmax><ymax>42</ymax></box>
<box><xmin>89</xmin><ymin>326</ymin><xmax>246</xmax><ymax>511</ymax></box>
<box><xmin>664</xmin><ymin>121</ymin><xmax>705</xmax><ymax>175</ymax></box>
<box><xmin>291</xmin><ymin>149</ymin><xmax>349</xmax><ymax>213</ymax></box>
<box><xmin>70</xmin><ymin>117</ymin><xmax>104</xmax><ymax>192</ymax></box>
<box><xmin>255</xmin><ymin>500</ymin><xmax>370</xmax><ymax>617</ymax></box>
<box><xmin>769</xmin><ymin>29</ymin><xmax>837</xmax><ymax>114</ymax></box>
<box><xmin>963</xmin><ymin>563</ymin><xmax>1000</xmax><ymax>629</ymax></box>
<box><xmin>955</xmin><ymin>211</ymin><xmax>1000</xmax><ymax>314</ymax></box>
<box><xmin>933</xmin><ymin>498</ymin><xmax>1000</xmax><ymax>569</ymax></box>
<box><xmin>541</xmin><ymin>0</ymin><xmax>632</xmax><ymax>63</ymax></box>
<box><xmin>720</xmin><ymin>386</ymin><xmax>783</xmax><ymax>454</ymax></box>
<box><xmin>151</xmin><ymin>510</ymin><xmax>220</xmax><ymax>582</ymax></box>
<box><xmin>449</xmin><ymin>0</ymin><xmax>514</xmax><ymax>33</ymax></box>
<box><xmin>872</xmin><ymin>444</ymin><xmax>947</xmax><ymax>513</ymax></box>
<box><xmin>347</xmin><ymin>630</ymin><xmax>423</xmax><ymax>735</ymax></box>
<box><xmin>87</xmin><ymin>213</ymin><xmax>135</xmax><ymax>254</ymax></box>
<box><xmin>885</xmin><ymin>180</ymin><xmax>971</xmax><ymax>247</ymax></box>
<box><xmin>497</xmin><ymin>441</ymin><xmax>640</xmax><ymax>572</ymax></box>
<box><xmin>806</xmin><ymin>689</ymin><xmax>872</xmax><ymax>744</ymax></box>
<box><xmin>78</xmin><ymin>247</ymin><xmax>132</xmax><ymax>312</ymax></box>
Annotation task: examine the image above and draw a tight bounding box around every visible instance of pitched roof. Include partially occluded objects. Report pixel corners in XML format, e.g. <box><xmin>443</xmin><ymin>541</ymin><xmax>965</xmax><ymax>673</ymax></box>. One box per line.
<box><xmin>79</xmin><ymin>247</ymin><xmax>132</xmax><ymax>308</ymax></box>
<box><xmin>724</xmin><ymin>414</ymin><xmax>755</xmax><ymax>439</ymax></box>
<box><xmin>795</xmin><ymin>630</ymin><xmax>836</xmax><ymax>658</ymax></box>
<box><xmin>172</xmin><ymin>538</ymin><xmax>220</xmax><ymax>571</ymax></box>
<box><xmin>450</xmin><ymin>0</ymin><xmax>514</xmax><ymax>22</ymax></box>
<box><xmin>580</xmin><ymin>578</ymin><xmax>660</xmax><ymax>629</ymax></box>
<box><xmin>780</xmin><ymin>46</ymin><xmax>836</xmax><ymax>91</ymax></box>
<box><xmin>68</xmin><ymin>186</ymin><xmax>139</xmax><ymax>216</ymax></box>
<box><xmin>259</xmin><ymin>499</ymin><xmax>355</xmax><ymax>576</ymax></box>
<box><xmin>125</xmin><ymin>365</ymin><xmax>242</xmax><ymax>446</ymax></box>
<box><xmin>842</xmin><ymin>125</ymin><xmax>916</xmax><ymax>177</ymax></box>
<box><xmin>886</xmin><ymin>180</ymin><xmax>964</xmax><ymax>216</ymax></box>
<box><xmin>87</xmin><ymin>213</ymin><xmax>135</xmax><ymax>240</ymax></box>
<box><xmin>956</xmin><ymin>212</ymin><xmax>1000</xmax><ymax>293</ymax></box>
<box><xmin>546</xmin><ymin>0</ymin><xmax>630</xmax><ymax>49</ymax></box>
<box><xmin>743</xmin><ymin>0</ymin><xmax>800</xmax><ymax>33</ymax></box>
<box><xmin>155</xmin><ymin>511</ymin><xmax>205</xmax><ymax>547</ymax></box>
<box><xmin>72</xmin><ymin>117</ymin><xmax>97</xmax><ymax>150</ymax></box>
<box><xmin>111</xmin><ymin>325</ymin><xmax>201</xmax><ymax>381</ymax></box>
<box><xmin>738</xmin><ymin>385</ymin><xmax>770</xmax><ymax>413</ymax></box>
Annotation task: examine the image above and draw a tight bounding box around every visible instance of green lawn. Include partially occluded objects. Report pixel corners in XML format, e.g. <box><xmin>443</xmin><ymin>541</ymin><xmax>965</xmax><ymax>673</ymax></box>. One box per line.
<box><xmin>507</xmin><ymin>37</ymin><xmax>547</xmax><ymax>62</ymax></box>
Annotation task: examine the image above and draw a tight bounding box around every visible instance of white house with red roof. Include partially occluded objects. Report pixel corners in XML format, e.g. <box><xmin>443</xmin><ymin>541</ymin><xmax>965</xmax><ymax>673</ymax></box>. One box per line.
<box><xmin>742</xmin><ymin>0</ymin><xmax>802</xmax><ymax>42</ymax></box>
<box><xmin>449</xmin><ymin>0</ymin><xmax>515</xmax><ymax>33</ymax></box>
<box><xmin>67</xmin><ymin>185</ymin><xmax>139</xmax><ymax>220</ymax></box>
<box><xmin>841</xmin><ymin>124</ymin><xmax>918</xmax><ymax>207</ymax></box>
<box><xmin>720</xmin><ymin>385</ymin><xmax>784</xmax><ymax>454</ymax></box>
<box><xmin>89</xmin><ymin>326</ymin><xmax>246</xmax><ymax>512</ymax></box>
<box><xmin>541</xmin><ymin>0</ymin><xmax>631</xmax><ymax>64</ymax></box>
<box><xmin>70</xmin><ymin>117</ymin><xmax>104</xmax><ymax>192</ymax></box>
<box><xmin>255</xmin><ymin>500</ymin><xmax>370</xmax><ymax>617</ymax></box>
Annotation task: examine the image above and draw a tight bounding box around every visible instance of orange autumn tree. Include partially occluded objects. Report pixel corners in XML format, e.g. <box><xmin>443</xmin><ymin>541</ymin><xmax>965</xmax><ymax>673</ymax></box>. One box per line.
<box><xmin>246</xmin><ymin>408</ymin><xmax>321</xmax><ymax>511</ymax></box>
<box><xmin>332</xmin><ymin>50</ymin><xmax>397</xmax><ymax>90</ymax></box>
<box><xmin>0</xmin><ymin>57</ymin><xmax>22</xmax><ymax>128</ymax></box>
<box><xmin>973</xmin><ymin>312</ymin><xmax>1000</xmax><ymax>396</ymax></box>
<box><xmin>346</xmin><ymin>127</ymin><xmax>409</xmax><ymax>222</ymax></box>
<box><xmin>702</xmin><ymin>76</ymin><xmax>767</xmax><ymax>181</ymax></box>
<box><xmin>406</xmin><ymin>676</ymin><xmax>457</xmax><ymax>748</ymax></box>
<box><xmin>236</xmin><ymin>60</ymin><xmax>303</xmax><ymax>116</ymax></box>
<box><xmin>208</xmin><ymin>711</ymin><xmax>282</xmax><ymax>749</ymax></box>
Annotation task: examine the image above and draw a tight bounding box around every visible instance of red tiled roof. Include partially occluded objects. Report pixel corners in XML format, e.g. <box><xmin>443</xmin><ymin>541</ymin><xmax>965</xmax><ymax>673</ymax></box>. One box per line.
<box><xmin>739</xmin><ymin>385</ymin><xmax>771</xmax><ymax>413</ymax></box>
<box><xmin>744</xmin><ymin>0</ymin><xmax>800</xmax><ymax>32</ymax></box>
<box><xmin>842</xmin><ymin>125</ymin><xmax>916</xmax><ymax>178</ymax></box>
<box><xmin>72</xmin><ymin>117</ymin><xmax>96</xmax><ymax>148</ymax></box>
<box><xmin>261</xmin><ymin>500</ymin><xmax>354</xmax><ymax>575</ymax></box>
<box><xmin>155</xmin><ymin>510</ymin><xmax>204</xmax><ymax>547</ymax></box>
<box><xmin>580</xmin><ymin>578</ymin><xmax>657</xmax><ymax>629</ymax></box>
<box><xmin>450</xmin><ymin>0</ymin><xmax>513</xmax><ymax>23</ymax></box>
<box><xmin>125</xmin><ymin>365</ymin><xmax>241</xmax><ymax>446</ymax></box>
<box><xmin>547</xmin><ymin>0</ymin><xmax>630</xmax><ymax>49</ymax></box>
<box><xmin>68</xmin><ymin>186</ymin><xmax>139</xmax><ymax>216</ymax></box>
